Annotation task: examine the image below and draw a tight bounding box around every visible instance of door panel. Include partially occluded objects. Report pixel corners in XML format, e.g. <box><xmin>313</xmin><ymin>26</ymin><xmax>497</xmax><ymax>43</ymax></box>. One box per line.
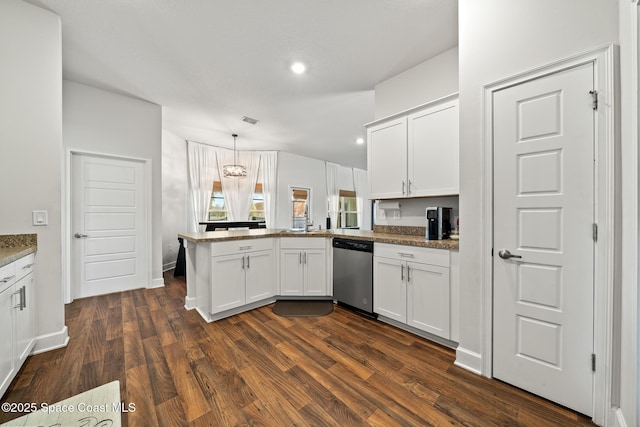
<box><xmin>373</xmin><ymin>257</ymin><xmax>406</xmax><ymax>322</ymax></box>
<box><xmin>304</xmin><ymin>250</ymin><xmax>327</xmax><ymax>296</ymax></box>
<box><xmin>280</xmin><ymin>250</ymin><xmax>303</xmax><ymax>296</ymax></box>
<box><xmin>211</xmin><ymin>254</ymin><xmax>245</xmax><ymax>314</ymax></box>
<box><xmin>367</xmin><ymin>118</ymin><xmax>407</xmax><ymax>199</ymax></box>
<box><xmin>492</xmin><ymin>63</ymin><xmax>594</xmax><ymax>416</ymax></box>
<box><xmin>406</xmin><ymin>262</ymin><xmax>450</xmax><ymax>339</ymax></box>
<box><xmin>72</xmin><ymin>154</ymin><xmax>145</xmax><ymax>298</ymax></box>
<box><xmin>245</xmin><ymin>250</ymin><xmax>275</xmax><ymax>303</ymax></box>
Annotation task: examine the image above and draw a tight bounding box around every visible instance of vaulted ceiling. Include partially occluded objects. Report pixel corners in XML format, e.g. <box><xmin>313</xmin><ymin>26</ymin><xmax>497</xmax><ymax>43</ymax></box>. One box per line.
<box><xmin>25</xmin><ymin>0</ymin><xmax>458</xmax><ymax>169</ymax></box>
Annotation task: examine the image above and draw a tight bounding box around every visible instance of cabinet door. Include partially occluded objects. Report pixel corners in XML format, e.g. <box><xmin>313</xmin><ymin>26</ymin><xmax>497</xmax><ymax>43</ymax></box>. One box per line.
<box><xmin>0</xmin><ymin>285</ymin><xmax>15</xmax><ymax>396</ymax></box>
<box><xmin>211</xmin><ymin>254</ymin><xmax>246</xmax><ymax>314</ymax></box>
<box><xmin>407</xmin><ymin>99</ymin><xmax>459</xmax><ymax>196</ymax></box>
<box><xmin>245</xmin><ymin>250</ymin><xmax>275</xmax><ymax>303</ymax></box>
<box><xmin>367</xmin><ymin>117</ymin><xmax>407</xmax><ymax>199</ymax></box>
<box><xmin>303</xmin><ymin>250</ymin><xmax>327</xmax><ymax>296</ymax></box>
<box><xmin>15</xmin><ymin>273</ymin><xmax>35</xmax><ymax>366</ymax></box>
<box><xmin>280</xmin><ymin>250</ymin><xmax>304</xmax><ymax>296</ymax></box>
<box><xmin>406</xmin><ymin>262</ymin><xmax>450</xmax><ymax>339</ymax></box>
<box><xmin>373</xmin><ymin>257</ymin><xmax>406</xmax><ymax>322</ymax></box>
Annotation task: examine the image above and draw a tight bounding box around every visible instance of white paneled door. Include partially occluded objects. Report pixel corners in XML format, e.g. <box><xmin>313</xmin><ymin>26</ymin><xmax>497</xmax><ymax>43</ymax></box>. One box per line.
<box><xmin>72</xmin><ymin>153</ymin><xmax>146</xmax><ymax>298</ymax></box>
<box><xmin>492</xmin><ymin>63</ymin><xmax>595</xmax><ymax>416</ymax></box>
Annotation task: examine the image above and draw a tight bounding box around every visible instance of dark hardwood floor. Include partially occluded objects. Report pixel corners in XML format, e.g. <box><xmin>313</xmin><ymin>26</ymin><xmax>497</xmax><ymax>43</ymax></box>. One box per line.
<box><xmin>0</xmin><ymin>271</ymin><xmax>595</xmax><ymax>426</ymax></box>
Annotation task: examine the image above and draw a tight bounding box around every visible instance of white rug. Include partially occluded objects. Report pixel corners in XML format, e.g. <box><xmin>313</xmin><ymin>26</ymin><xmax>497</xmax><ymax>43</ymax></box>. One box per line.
<box><xmin>1</xmin><ymin>381</ymin><xmax>121</xmax><ymax>427</ymax></box>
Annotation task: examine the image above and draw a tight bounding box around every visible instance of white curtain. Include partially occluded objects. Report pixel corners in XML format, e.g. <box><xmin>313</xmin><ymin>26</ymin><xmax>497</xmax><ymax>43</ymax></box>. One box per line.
<box><xmin>216</xmin><ymin>149</ymin><xmax>261</xmax><ymax>221</ymax></box>
<box><xmin>352</xmin><ymin>168</ymin><xmax>367</xmax><ymax>229</ymax></box>
<box><xmin>325</xmin><ymin>162</ymin><xmax>340</xmax><ymax>230</ymax></box>
<box><xmin>260</xmin><ymin>152</ymin><xmax>278</xmax><ymax>229</ymax></box>
<box><xmin>187</xmin><ymin>141</ymin><xmax>218</xmax><ymax>232</ymax></box>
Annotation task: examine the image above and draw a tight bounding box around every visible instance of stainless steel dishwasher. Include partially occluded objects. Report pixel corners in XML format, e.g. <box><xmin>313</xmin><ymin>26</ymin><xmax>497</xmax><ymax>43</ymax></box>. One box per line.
<box><xmin>332</xmin><ymin>238</ymin><xmax>375</xmax><ymax>317</ymax></box>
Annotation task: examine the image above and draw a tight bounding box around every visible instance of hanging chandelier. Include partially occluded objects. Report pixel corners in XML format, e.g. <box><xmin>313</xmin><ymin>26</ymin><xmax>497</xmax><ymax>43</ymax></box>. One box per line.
<box><xmin>222</xmin><ymin>133</ymin><xmax>247</xmax><ymax>178</ymax></box>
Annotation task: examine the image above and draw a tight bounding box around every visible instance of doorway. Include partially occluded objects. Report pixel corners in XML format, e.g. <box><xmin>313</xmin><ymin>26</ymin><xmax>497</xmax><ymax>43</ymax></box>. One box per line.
<box><xmin>68</xmin><ymin>152</ymin><xmax>150</xmax><ymax>300</ymax></box>
<box><xmin>481</xmin><ymin>46</ymin><xmax>616</xmax><ymax>424</ymax></box>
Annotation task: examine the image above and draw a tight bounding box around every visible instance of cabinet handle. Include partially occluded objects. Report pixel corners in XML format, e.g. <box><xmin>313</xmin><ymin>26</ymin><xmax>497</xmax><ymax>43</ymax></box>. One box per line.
<box><xmin>408</xmin><ymin>180</ymin><xmax>412</xmax><ymax>195</ymax></box>
<box><xmin>401</xmin><ymin>264</ymin><xmax>404</xmax><ymax>281</ymax></box>
<box><xmin>13</xmin><ymin>289</ymin><xmax>21</xmax><ymax>309</ymax></box>
<box><xmin>20</xmin><ymin>286</ymin><xmax>25</xmax><ymax>310</ymax></box>
<box><xmin>246</xmin><ymin>255</ymin><xmax>250</xmax><ymax>269</ymax></box>
<box><xmin>239</xmin><ymin>246</ymin><xmax>252</xmax><ymax>251</ymax></box>
<box><xmin>398</xmin><ymin>252</ymin><xmax>415</xmax><ymax>258</ymax></box>
<box><xmin>402</xmin><ymin>180</ymin><xmax>406</xmax><ymax>195</ymax></box>
<box><xmin>241</xmin><ymin>256</ymin><xmax>245</xmax><ymax>270</ymax></box>
<box><xmin>1</xmin><ymin>275</ymin><xmax>15</xmax><ymax>283</ymax></box>
<box><xmin>303</xmin><ymin>252</ymin><xmax>307</xmax><ymax>265</ymax></box>
<box><xmin>407</xmin><ymin>266</ymin><xmax>411</xmax><ymax>284</ymax></box>
<box><xmin>299</xmin><ymin>252</ymin><xmax>302</xmax><ymax>264</ymax></box>
<box><xmin>22</xmin><ymin>263</ymin><xmax>34</xmax><ymax>269</ymax></box>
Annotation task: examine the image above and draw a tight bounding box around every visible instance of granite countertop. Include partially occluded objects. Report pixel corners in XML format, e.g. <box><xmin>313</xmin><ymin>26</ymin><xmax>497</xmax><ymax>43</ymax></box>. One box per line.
<box><xmin>0</xmin><ymin>234</ymin><xmax>37</xmax><ymax>268</ymax></box>
<box><xmin>179</xmin><ymin>228</ymin><xmax>459</xmax><ymax>250</ymax></box>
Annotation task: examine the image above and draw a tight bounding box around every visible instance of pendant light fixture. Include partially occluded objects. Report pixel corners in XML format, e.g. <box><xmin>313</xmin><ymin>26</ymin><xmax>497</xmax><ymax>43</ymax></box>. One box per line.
<box><xmin>222</xmin><ymin>133</ymin><xmax>247</xmax><ymax>178</ymax></box>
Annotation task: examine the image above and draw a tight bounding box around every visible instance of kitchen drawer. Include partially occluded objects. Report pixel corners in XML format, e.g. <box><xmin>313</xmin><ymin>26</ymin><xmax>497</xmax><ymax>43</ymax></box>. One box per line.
<box><xmin>280</xmin><ymin>237</ymin><xmax>327</xmax><ymax>250</ymax></box>
<box><xmin>211</xmin><ymin>238</ymin><xmax>274</xmax><ymax>256</ymax></box>
<box><xmin>374</xmin><ymin>242</ymin><xmax>449</xmax><ymax>267</ymax></box>
<box><xmin>0</xmin><ymin>262</ymin><xmax>16</xmax><ymax>292</ymax></box>
<box><xmin>14</xmin><ymin>254</ymin><xmax>34</xmax><ymax>280</ymax></box>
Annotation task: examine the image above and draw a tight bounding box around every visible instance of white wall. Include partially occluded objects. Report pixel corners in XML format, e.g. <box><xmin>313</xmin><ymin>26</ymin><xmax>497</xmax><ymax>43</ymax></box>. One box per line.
<box><xmin>63</xmin><ymin>80</ymin><xmax>164</xmax><ymax>287</ymax></box>
<box><xmin>161</xmin><ymin>130</ymin><xmax>188</xmax><ymax>270</ymax></box>
<box><xmin>458</xmin><ymin>0</ymin><xmax>622</xmax><ymax>421</ymax></box>
<box><xmin>275</xmin><ymin>152</ymin><xmax>328</xmax><ymax>230</ymax></box>
<box><xmin>374</xmin><ymin>47</ymin><xmax>459</xmax><ymax>119</ymax></box>
<box><xmin>374</xmin><ymin>197</ymin><xmax>459</xmax><ymax>229</ymax></box>
<box><xmin>0</xmin><ymin>0</ymin><xmax>66</xmax><ymax>351</ymax></box>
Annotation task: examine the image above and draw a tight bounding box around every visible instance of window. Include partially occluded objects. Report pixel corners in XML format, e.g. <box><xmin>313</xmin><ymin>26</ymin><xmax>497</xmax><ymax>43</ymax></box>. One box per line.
<box><xmin>337</xmin><ymin>190</ymin><xmax>358</xmax><ymax>229</ymax></box>
<box><xmin>208</xmin><ymin>181</ymin><xmax>264</xmax><ymax>221</ymax></box>
<box><xmin>208</xmin><ymin>181</ymin><xmax>227</xmax><ymax>221</ymax></box>
<box><xmin>249</xmin><ymin>183</ymin><xmax>265</xmax><ymax>220</ymax></box>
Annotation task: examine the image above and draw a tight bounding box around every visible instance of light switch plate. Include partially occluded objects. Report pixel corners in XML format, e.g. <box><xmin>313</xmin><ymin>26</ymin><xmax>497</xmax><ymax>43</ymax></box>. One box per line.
<box><xmin>32</xmin><ymin>210</ymin><xmax>48</xmax><ymax>226</ymax></box>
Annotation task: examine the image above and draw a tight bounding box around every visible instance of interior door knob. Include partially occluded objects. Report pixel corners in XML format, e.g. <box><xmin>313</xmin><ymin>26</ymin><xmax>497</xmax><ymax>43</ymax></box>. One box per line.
<box><xmin>498</xmin><ymin>249</ymin><xmax>522</xmax><ymax>260</ymax></box>
<box><xmin>74</xmin><ymin>233</ymin><xmax>88</xmax><ymax>238</ymax></box>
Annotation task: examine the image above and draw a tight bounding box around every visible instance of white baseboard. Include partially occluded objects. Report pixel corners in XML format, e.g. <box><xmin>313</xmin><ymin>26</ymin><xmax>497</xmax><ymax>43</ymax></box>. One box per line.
<box><xmin>610</xmin><ymin>407</ymin><xmax>629</xmax><ymax>427</ymax></box>
<box><xmin>163</xmin><ymin>261</ymin><xmax>176</xmax><ymax>272</ymax></box>
<box><xmin>454</xmin><ymin>346</ymin><xmax>483</xmax><ymax>375</ymax></box>
<box><xmin>184</xmin><ymin>296</ymin><xmax>196</xmax><ymax>310</ymax></box>
<box><xmin>148</xmin><ymin>277</ymin><xmax>165</xmax><ymax>289</ymax></box>
<box><xmin>32</xmin><ymin>325</ymin><xmax>70</xmax><ymax>354</ymax></box>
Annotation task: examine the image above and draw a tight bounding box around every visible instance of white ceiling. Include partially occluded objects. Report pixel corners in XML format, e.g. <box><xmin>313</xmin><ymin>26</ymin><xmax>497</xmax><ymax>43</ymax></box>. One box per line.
<box><xmin>25</xmin><ymin>0</ymin><xmax>458</xmax><ymax>169</ymax></box>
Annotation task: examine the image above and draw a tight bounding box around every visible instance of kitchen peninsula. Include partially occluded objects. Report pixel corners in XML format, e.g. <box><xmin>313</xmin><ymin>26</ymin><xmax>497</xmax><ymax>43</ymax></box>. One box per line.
<box><xmin>179</xmin><ymin>228</ymin><xmax>460</xmax><ymax>344</ymax></box>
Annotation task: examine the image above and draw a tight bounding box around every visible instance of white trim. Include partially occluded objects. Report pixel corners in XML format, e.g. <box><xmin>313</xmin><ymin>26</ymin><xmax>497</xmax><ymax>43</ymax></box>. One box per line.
<box><xmin>454</xmin><ymin>347</ymin><xmax>483</xmax><ymax>375</ymax></box>
<box><xmin>610</xmin><ymin>407</ymin><xmax>629</xmax><ymax>427</ymax></box>
<box><xmin>163</xmin><ymin>261</ymin><xmax>177</xmax><ymax>272</ymax></box>
<box><xmin>478</xmin><ymin>45</ymin><xmax>617</xmax><ymax>425</ymax></box>
<box><xmin>184</xmin><ymin>295</ymin><xmax>197</xmax><ymax>310</ymax></box>
<box><xmin>63</xmin><ymin>148</ymin><xmax>153</xmax><ymax>303</ymax></box>
<box><xmin>32</xmin><ymin>326</ymin><xmax>69</xmax><ymax>354</ymax></box>
<box><xmin>149</xmin><ymin>278</ymin><xmax>165</xmax><ymax>289</ymax></box>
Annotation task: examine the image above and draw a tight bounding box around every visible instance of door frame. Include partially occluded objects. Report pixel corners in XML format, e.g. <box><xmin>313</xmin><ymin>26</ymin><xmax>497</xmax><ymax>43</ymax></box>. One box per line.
<box><xmin>480</xmin><ymin>45</ymin><xmax>617</xmax><ymax>425</ymax></box>
<box><xmin>63</xmin><ymin>148</ymin><xmax>153</xmax><ymax>303</ymax></box>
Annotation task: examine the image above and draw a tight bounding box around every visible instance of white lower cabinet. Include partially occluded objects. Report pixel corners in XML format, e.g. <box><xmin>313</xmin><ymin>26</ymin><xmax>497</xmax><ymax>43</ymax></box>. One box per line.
<box><xmin>279</xmin><ymin>238</ymin><xmax>328</xmax><ymax>296</ymax></box>
<box><xmin>210</xmin><ymin>239</ymin><xmax>275</xmax><ymax>315</ymax></box>
<box><xmin>374</xmin><ymin>243</ymin><xmax>451</xmax><ymax>340</ymax></box>
<box><xmin>0</xmin><ymin>253</ymin><xmax>36</xmax><ymax>397</ymax></box>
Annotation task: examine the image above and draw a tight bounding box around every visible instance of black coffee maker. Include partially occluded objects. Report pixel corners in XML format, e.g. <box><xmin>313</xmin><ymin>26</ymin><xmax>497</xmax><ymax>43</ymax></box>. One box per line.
<box><xmin>426</xmin><ymin>207</ymin><xmax>452</xmax><ymax>240</ymax></box>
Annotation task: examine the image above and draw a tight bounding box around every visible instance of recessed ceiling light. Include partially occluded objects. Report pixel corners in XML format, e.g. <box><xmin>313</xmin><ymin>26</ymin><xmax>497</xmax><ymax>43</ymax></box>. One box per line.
<box><xmin>291</xmin><ymin>62</ymin><xmax>306</xmax><ymax>74</ymax></box>
<box><xmin>356</xmin><ymin>137</ymin><xmax>365</xmax><ymax>145</ymax></box>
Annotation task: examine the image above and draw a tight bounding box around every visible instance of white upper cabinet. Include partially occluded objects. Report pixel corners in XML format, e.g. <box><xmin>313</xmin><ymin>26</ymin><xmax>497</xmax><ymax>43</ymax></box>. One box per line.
<box><xmin>367</xmin><ymin>94</ymin><xmax>459</xmax><ymax>199</ymax></box>
<box><xmin>367</xmin><ymin>117</ymin><xmax>408</xmax><ymax>199</ymax></box>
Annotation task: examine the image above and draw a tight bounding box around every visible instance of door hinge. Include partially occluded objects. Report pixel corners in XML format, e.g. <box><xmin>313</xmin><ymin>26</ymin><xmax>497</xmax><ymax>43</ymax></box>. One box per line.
<box><xmin>593</xmin><ymin>223</ymin><xmax>598</xmax><ymax>242</ymax></box>
<box><xmin>589</xmin><ymin>90</ymin><xmax>598</xmax><ymax>111</ymax></box>
<box><xmin>591</xmin><ymin>353</ymin><xmax>596</xmax><ymax>372</ymax></box>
